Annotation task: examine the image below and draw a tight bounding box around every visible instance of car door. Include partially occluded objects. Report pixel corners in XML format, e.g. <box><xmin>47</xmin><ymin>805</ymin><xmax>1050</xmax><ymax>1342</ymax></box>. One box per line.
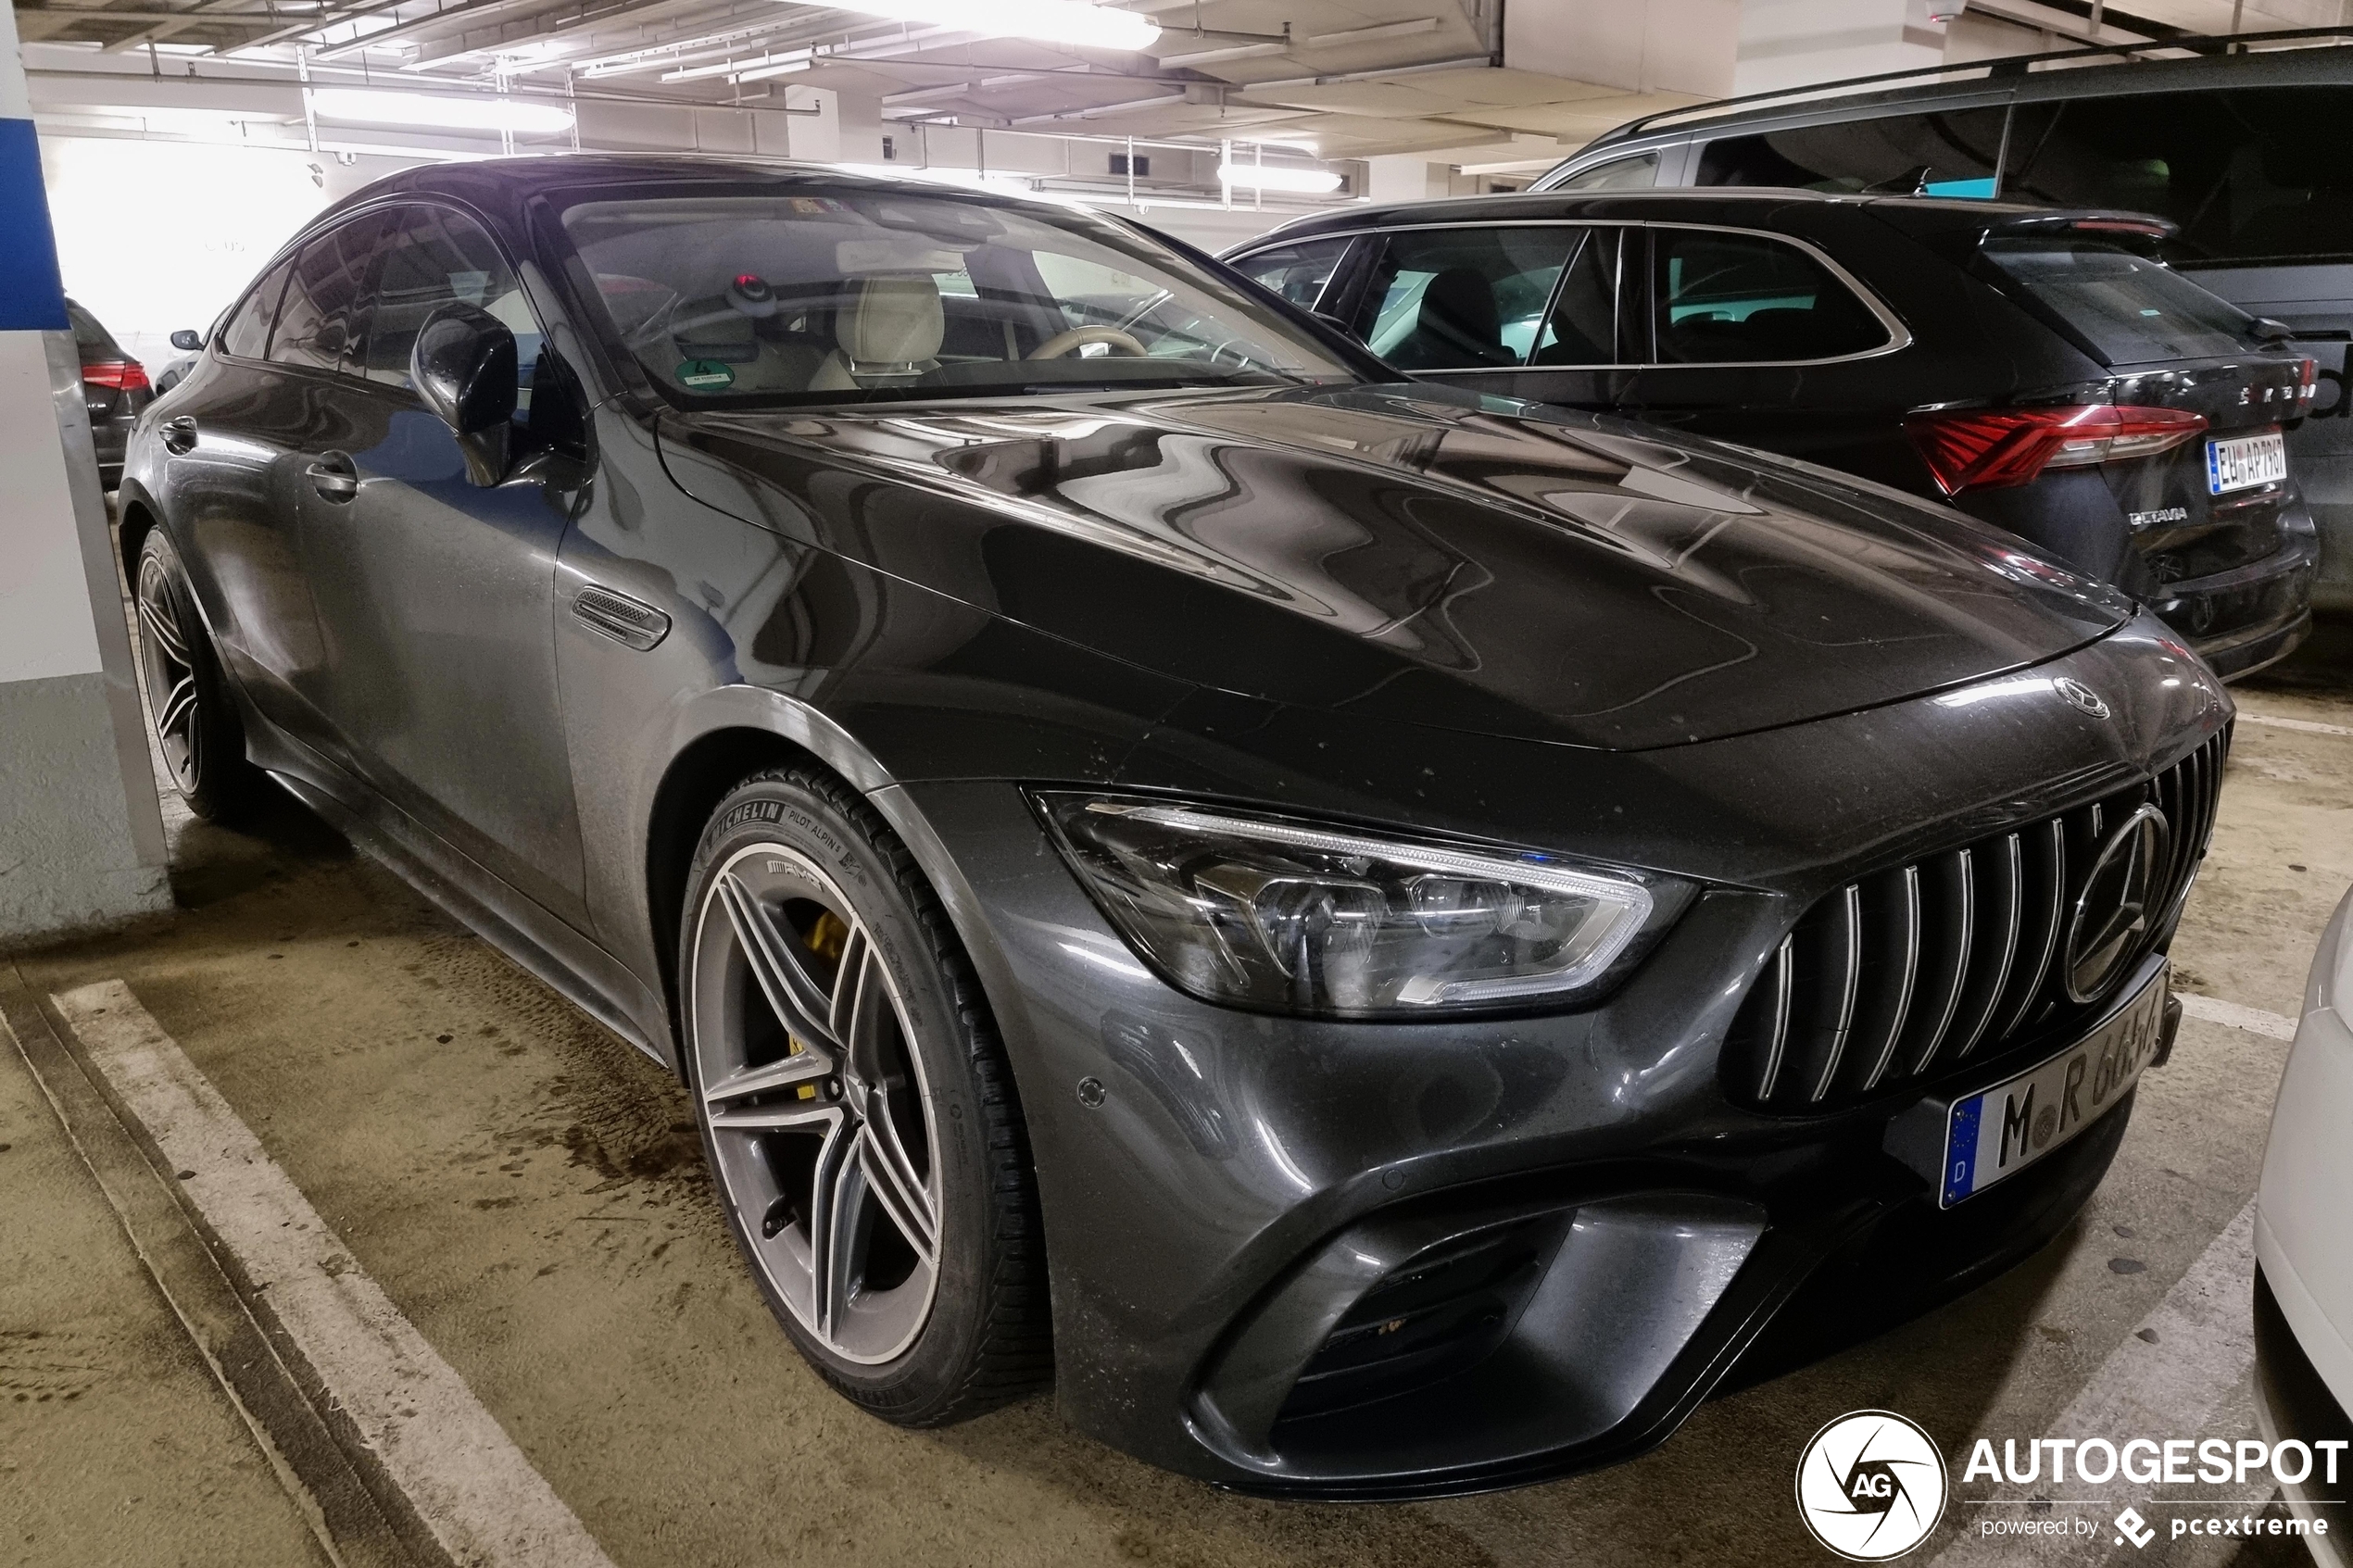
<box><xmin>296</xmin><ymin>200</ymin><xmax>590</xmax><ymax>926</ymax></box>
<box><xmin>1333</xmin><ymin>224</ymin><xmax>1635</xmax><ymax>411</ymax></box>
<box><xmin>152</xmin><ymin>232</ymin><xmax>366</xmax><ymax>755</ymax></box>
<box><xmin>1617</xmin><ymin>223</ymin><xmax>1906</xmax><ymax>473</ymax></box>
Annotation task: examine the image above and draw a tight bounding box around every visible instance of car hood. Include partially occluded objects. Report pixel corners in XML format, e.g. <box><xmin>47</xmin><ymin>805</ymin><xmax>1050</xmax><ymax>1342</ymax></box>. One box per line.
<box><xmin>654</xmin><ymin>384</ymin><xmax>2133</xmax><ymax>751</ymax></box>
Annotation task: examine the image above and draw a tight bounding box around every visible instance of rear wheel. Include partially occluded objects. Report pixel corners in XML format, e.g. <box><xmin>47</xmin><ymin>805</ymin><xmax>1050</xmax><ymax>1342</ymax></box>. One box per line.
<box><xmin>679</xmin><ymin>767</ymin><xmax>1051</xmax><ymax>1424</ymax></box>
<box><xmin>132</xmin><ymin>528</ymin><xmax>264</xmax><ymax>821</ymax></box>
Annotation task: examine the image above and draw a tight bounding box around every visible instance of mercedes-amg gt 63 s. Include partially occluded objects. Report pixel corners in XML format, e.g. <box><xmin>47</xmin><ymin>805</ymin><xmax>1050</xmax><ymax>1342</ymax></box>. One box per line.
<box><xmin>125</xmin><ymin>157</ymin><xmax>2229</xmax><ymax>1499</ymax></box>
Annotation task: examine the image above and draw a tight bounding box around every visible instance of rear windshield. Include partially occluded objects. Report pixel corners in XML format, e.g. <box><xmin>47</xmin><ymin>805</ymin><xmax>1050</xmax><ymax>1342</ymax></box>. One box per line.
<box><xmin>1978</xmin><ymin>240</ymin><xmax>2252</xmax><ymax>366</ymax></box>
<box><xmin>66</xmin><ymin>300</ymin><xmax>120</xmax><ymax>358</ymax></box>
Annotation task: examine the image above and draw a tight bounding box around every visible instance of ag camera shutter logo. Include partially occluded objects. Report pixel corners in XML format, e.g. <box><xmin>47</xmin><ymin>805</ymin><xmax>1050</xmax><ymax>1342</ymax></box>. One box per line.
<box><xmin>1795</xmin><ymin>1411</ymin><xmax>1949</xmax><ymax>1560</ymax></box>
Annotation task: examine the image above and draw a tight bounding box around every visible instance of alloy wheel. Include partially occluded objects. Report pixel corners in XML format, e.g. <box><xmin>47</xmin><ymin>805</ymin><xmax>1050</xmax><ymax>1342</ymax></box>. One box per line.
<box><xmin>688</xmin><ymin>843</ymin><xmax>942</xmax><ymax>1364</ymax></box>
<box><xmin>134</xmin><ymin>552</ymin><xmax>203</xmax><ymax>795</ymax></box>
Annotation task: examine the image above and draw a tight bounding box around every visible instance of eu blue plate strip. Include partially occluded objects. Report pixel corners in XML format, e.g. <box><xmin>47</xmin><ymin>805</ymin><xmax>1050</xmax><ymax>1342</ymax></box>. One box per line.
<box><xmin>1943</xmin><ymin>1095</ymin><xmax>1982</xmax><ymax>1206</ymax></box>
<box><xmin>0</xmin><ymin>118</ymin><xmax>69</xmax><ymax>332</ymax></box>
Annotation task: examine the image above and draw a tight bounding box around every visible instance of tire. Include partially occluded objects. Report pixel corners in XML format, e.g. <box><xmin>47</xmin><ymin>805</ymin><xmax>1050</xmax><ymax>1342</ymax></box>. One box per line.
<box><xmin>678</xmin><ymin>766</ymin><xmax>1051</xmax><ymax>1424</ymax></box>
<box><xmin>133</xmin><ymin>527</ymin><xmax>265</xmax><ymax>821</ymax></box>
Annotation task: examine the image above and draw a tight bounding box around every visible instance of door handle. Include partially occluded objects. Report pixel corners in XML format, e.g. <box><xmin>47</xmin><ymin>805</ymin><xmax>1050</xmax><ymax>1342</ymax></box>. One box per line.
<box><xmin>161</xmin><ymin>416</ymin><xmax>196</xmax><ymax>455</ymax></box>
<box><xmin>306</xmin><ymin>452</ymin><xmax>359</xmax><ymax>502</ymax></box>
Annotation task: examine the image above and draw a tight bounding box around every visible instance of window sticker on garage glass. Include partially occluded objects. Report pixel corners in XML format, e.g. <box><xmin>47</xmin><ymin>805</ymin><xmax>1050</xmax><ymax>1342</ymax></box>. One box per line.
<box><xmin>555</xmin><ymin>189</ymin><xmax>1358</xmax><ymax>405</ymax></box>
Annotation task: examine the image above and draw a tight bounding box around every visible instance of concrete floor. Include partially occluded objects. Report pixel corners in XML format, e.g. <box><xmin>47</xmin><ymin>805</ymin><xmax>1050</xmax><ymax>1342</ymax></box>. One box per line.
<box><xmin>4</xmin><ymin>630</ymin><xmax>2349</xmax><ymax>1568</ymax></box>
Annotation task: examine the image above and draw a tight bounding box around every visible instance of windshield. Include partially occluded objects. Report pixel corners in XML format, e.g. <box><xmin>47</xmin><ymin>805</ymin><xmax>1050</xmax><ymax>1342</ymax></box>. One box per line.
<box><xmin>557</xmin><ymin>187</ymin><xmax>1359</xmax><ymax>405</ymax></box>
<box><xmin>1979</xmin><ymin>238</ymin><xmax>2254</xmax><ymax>367</ymax></box>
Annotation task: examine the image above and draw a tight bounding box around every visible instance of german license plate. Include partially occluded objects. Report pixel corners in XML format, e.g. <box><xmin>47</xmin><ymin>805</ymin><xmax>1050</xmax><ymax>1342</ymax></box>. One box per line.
<box><xmin>2208</xmin><ymin>432</ymin><xmax>2287</xmax><ymax>494</ymax></box>
<box><xmin>1936</xmin><ymin>963</ymin><xmax>2169</xmax><ymax>1207</ymax></box>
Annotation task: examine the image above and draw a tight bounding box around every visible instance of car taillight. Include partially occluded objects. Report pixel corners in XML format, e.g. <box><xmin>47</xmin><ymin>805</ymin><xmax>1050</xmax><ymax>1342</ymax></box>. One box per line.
<box><xmin>2297</xmin><ymin>357</ymin><xmax>2319</xmax><ymax>407</ymax></box>
<box><xmin>1902</xmin><ymin>404</ymin><xmax>2208</xmax><ymax>495</ymax></box>
<box><xmin>82</xmin><ymin>359</ymin><xmax>150</xmax><ymax>393</ymax></box>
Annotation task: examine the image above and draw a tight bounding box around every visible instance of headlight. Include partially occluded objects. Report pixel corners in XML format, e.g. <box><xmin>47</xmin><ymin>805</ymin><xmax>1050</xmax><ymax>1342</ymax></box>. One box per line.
<box><xmin>1033</xmin><ymin>792</ymin><xmax>1683</xmax><ymax>1018</ymax></box>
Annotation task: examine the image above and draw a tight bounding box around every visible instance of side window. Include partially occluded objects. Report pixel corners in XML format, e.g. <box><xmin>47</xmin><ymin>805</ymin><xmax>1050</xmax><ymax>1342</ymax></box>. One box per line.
<box><xmin>1531</xmin><ymin>228</ymin><xmax>1621</xmax><ymax>366</ymax></box>
<box><xmin>1550</xmin><ymin>152</ymin><xmax>1660</xmax><ymax>194</ymax></box>
<box><xmin>1230</xmin><ymin>238</ymin><xmax>1352</xmax><ymax>310</ymax></box>
<box><xmin>1351</xmin><ymin>227</ymin><xmax>1580</xmax><ymax>370</ymax></box>
<box><xmin>219</xmin><ymin>259</ymin><xmax>290</xmax><ymax>360</ymax></box>
<box><xmin>1696</xmin><ymin>109</ymin><xmax>2007</xmax><ymax>196</ymax></box>
<box><xmin>2004</xmin><ymin>89</ymin><xmax>2353</xmax><ymax>265</ymax></box>
<box><xmin>270</xmin><ymin>215</ymin><xmax>385</xmax><ymax>373</ymax></box>
<box><xmin>361</xmin><ymin>206</ymin><xmax>542</xmax><ymax>420</ymax></box>
<box><xmin>1650</xmin><ymin>229</ymin><xmax>1890</xmax><ymax>364</ymax></box>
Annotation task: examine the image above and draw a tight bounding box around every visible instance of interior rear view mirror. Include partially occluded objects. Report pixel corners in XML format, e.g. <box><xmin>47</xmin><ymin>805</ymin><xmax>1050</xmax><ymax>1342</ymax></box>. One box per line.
<box><xmin>412</xmin><ymin>303</ymin><xmax>519</xmax><ymax>486</ymax></box>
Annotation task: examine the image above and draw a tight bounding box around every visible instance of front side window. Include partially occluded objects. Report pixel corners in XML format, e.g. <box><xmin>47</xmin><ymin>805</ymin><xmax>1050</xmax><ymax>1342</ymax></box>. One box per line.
<box><xmin>359</xmin><ymin>205</ymin><xmax>541</xmax><ymax>409</ymax></box>
<box><xmin>1979</xmin><ymin>239</ymin><xmax>2252</xmax><ymax>366</ymax></box>
<box><xmin>1351</xmin><ymin>227</ymin><xmax>1581</xmax><ymax>370</ymax></box>
<box><xmin>1230</xmin><ymin>237</ymin><xmax>1352</xmax><ymax>310</ymax></box>
<box><xmin>1696</xmin><ymin>109</ymin><xmax>2007</xmax><ymax>197</ymax></box>
<box><xmin>2004</xmin><ymin>89</ymin><xmax>2353</xmax><ymax>265</ymax></box>
<box><xmin>220</xmin><ymin>260</ymin><xmax>292</xmax><ymax>360</ymax></box>
<box><xmin>556</xmin><ymin>188</ymin><xmax>1357</xmax><ymax>405</ymax></box>
<box><xmin>271</xmin><ymin>215</ymin><xmax>385</xmax><ymax>373</ymax></box>
<box><xmin>1650</xmin><ymin>228</ymin><xmax>1891</xmax><ymax>364</ymax></box>
<box><xmin>1546</xmin><ymin>152</ymin><xmax>1661</xmax><ymax>194</ymax></box>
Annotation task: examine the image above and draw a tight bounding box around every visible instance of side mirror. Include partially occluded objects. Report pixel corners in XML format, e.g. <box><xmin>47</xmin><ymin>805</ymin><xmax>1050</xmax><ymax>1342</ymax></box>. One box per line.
<box><xmin>2251</xmin><ymin>316</ymin><xmax>2296</xmax><ymax>344</ymax></box>
<box><xmin>412</xmin><ymin>303</ymin><xmax>518</xmax><ymax>486</ymax></box>
<box><xmin>170</xmin><ymin>328</ymin><xmax>203</xmax><ymax>352</ymax></box>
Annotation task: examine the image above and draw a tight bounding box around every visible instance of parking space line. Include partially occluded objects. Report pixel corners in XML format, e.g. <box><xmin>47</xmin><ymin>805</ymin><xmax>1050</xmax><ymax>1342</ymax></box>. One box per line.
<box><xmin>1931</xmin><ymin>1202</ymin><xmax>2259</xmax><ymax>1566</ymax></box>
<box><xmin>49</xmin><ymin>980</ymin><xmax>619</xmax><ymax>1568</ymax></box>
<box><xmin>2236</xmin><ymin>713</ymin><xmax>2353</xmax><ymax>739</ymax></box>
<box><xmin>2175</xmin><ymin>993</ymin><xmax>2299</xmax><ymax>1042</ymax></box>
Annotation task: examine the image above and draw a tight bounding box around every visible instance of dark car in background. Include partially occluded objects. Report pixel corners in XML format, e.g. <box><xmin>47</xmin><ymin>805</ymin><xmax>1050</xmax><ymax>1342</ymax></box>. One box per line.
<box><xmin>68</xmin><ymin>296</ymin><xmax>150</xmax><ymax>488</ymax></box>
<box><xmin>1522</xmin><ymin>29</ymin><xmax>2353</xmax><ymax>618</ymax></box>
<box><xmin>121</xmin><ymin>156</ymin><xmax>2228</xmax><ymax>1498</ymax></box>
<box><xmin>1228</xmin><ymin>190</ymin><xmax>2321</xmax><ymax>678</ymax></box>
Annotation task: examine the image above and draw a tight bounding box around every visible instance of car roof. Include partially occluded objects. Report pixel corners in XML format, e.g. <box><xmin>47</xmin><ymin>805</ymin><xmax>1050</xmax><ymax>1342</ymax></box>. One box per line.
<box><xmin>1228</xmin><ymin>187</ymin><xmax>2169</xmax><ymax>251</ymax></box>
<box><xmin>1552</xmin><ymin>31</ymin><xmax>2353</xmax><ymax>170</ymax></box>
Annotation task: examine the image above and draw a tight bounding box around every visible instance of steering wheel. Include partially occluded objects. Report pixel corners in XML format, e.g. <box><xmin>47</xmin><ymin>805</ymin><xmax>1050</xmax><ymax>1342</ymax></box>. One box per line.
<box><xmin>1029</xmin><ymin>326</ymin><xmax>1147</xmax><ymax>360</ymax></box>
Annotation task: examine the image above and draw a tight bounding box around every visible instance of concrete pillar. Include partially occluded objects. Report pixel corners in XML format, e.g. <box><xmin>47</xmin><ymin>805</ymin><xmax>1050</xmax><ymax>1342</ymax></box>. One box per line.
<box><xmin>831</xmin><ymin>91</ymin><xmax>886</xmax><ymax>167</ymax></box>
<box><xmin>1504</xmin><ymin>0</ymin><xmax>1951</xmax><ymax>100</ymax></box>
<box><xmin>1732</xmin><ymin>0</ymin><xmax>1950</xmax><ymax>94</ymax></box>
<box><xmin>0</xmin><ymin>3</ymin><xmax>170</xmax><ymax>944</ymax></box>
<box><xmin>1365</xmin><ymin>154</ymin><xmax>1446</xmax><ymax>205</ymax></box>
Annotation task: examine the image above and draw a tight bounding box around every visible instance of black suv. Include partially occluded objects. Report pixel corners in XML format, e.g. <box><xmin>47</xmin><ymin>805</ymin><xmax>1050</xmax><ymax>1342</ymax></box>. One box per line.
<box><xmin>1227</xmin><ymin>190</ymin><xmax>2320</xmax><ymax>679</ymax></box>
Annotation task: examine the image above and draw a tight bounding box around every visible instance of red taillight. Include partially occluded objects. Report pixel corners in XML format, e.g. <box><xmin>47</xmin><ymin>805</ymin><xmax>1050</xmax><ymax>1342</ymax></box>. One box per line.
<box><xmin>1902</xmin><ymin>404</ymin><xmax>2208</xmax><ymax>495</ymax></box>
<box><xmin>2297</xmin><ymin>357</ymin><xmax>2320</xmax><ymax>407</ymax></box>
<box><xmin>82</xmin><ymin>359</ymin><xmax>150</xmax><ymax>393</ymax></box>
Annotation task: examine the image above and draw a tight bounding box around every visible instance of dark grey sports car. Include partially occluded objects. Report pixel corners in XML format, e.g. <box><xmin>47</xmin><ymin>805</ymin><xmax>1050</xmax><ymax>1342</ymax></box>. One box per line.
<box><xmin>120</xmin><ymin>156</ymin><xmax>2229</xmax><ymax>1499</ymax></box>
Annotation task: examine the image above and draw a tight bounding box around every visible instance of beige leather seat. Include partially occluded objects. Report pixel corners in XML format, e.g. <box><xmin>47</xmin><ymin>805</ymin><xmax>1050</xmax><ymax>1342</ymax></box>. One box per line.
<box><xmin>810</xmin><ymin>276</ymin><xmax>944</xmax><ymax>391</ymax></box>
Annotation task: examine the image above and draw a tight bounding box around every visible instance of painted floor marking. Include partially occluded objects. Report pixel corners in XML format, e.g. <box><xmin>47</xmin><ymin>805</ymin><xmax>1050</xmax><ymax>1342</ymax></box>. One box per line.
<box><xmin>2237</xmin><ymin>712</ymin><xmax>2353</xmax><ymax>739</ymax></box>
<box><xmin>2176</xmin><ymin>992</ymin><xmax>2300</xmax><ymax>1042</ymax></box>
<box><xmin>1930</xmin><ymin>1201</ymin><xmax>2259</xmax><ymax>1566</ymax></box>
<box><xmin>51</xmin><ymin>980</ymin><xmax>619</xmax><ymax>1568</ymax></box>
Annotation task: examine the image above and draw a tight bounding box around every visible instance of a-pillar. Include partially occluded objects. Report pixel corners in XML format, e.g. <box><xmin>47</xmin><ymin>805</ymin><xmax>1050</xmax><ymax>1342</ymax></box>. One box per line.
<box><xmin>0</xmin><ymin>2</ymin><xmax>170</xmax><ymax>944</ymax></box>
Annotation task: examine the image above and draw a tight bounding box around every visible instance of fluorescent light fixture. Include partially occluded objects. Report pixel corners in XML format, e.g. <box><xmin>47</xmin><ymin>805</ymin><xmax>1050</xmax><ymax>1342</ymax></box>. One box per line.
<box><xmin>1217</xmin><ymin>162</ymin><xmax>1340</xmax><ymax>194</ymax></box>
<box><xmin>818</xmin><ymin>0</ymin><xmax>1159</xmax><ymax>51</ymax></box>
<box><xmin>306</xmin><ymin>88</ymin><xmax>574</xmax><ymax>135</ymax></box>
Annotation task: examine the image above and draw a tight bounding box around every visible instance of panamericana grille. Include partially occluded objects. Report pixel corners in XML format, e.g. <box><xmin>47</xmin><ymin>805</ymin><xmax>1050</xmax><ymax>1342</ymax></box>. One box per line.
<box><xmin>1726</xmin><ymin>727</ymin><xmax>2229</xmax><ymax>1111</ymax></box>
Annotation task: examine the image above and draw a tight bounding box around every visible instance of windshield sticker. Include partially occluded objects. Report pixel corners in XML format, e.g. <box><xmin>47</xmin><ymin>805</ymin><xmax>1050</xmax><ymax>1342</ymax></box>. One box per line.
<box><xmin>678</xmin><ymin>359</ymin><xmax>736</xmax><ymax>390</ymax></box>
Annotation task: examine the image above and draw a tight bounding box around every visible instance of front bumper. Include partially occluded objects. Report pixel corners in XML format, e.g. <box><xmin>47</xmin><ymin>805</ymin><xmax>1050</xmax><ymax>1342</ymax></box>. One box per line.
<box><xmin>2145</xmin><ymin>511</ymin><xmax>2320</xmax><ymax>680</ymax></box>
<box><xmin>887</xmin><ymin>620</ymin><xmax>2228</xmax><ymax>1496</ymax></box>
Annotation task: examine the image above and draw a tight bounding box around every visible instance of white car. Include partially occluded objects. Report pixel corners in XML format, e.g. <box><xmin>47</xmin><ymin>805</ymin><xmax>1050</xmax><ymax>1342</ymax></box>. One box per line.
<box><xmin>2257</xmin><ymin>884</ymin><xmax>2353</xmax><ymax>1563</ymax></box>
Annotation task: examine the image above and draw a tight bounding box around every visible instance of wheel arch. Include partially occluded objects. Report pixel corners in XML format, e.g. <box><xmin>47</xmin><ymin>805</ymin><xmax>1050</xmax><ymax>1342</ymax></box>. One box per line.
<box><xmin>116</xmin><ymin>481</ymin><xmax>164</xmax><ymax>583</ymax></box>
<box><xmin>638</xmin><ymin>700</ymin><xmax>1041</xmax><ymax>1116</ymax></box>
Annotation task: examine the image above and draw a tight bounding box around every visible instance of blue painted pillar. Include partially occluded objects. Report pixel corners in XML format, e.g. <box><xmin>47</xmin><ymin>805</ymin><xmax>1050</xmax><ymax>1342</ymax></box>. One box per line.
<box><xmin>0</xmin><ymin>3</ymin><xmax>171</xmax><ymax>941</ymax></box>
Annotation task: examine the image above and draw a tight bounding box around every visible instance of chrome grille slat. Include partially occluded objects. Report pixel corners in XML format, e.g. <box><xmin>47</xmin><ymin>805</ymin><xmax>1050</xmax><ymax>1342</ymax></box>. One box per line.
<box><xmin>1906</xmin><ymin>848</ymin><xmax>1973</xmax><ymax>1077</ymax></box>
<box><xmin>1857</xmin><ymin>866</ymin><xmax>1921</xmax><ymax>1092</ymax></box>
<box><xmin>1949</xmin><ymin>833</ymin><xmax>2023</xmax><ymax>1061</ymax></box>
<box><xmin>1807</xmin><ymin>884</ymin><xmax>1865</xmax><ymax>1102</ymax></box>
<box><xmin>1729</xmin><ymin>727</ymin><xmax>2229</xmax><ymax>1111</ymax></box>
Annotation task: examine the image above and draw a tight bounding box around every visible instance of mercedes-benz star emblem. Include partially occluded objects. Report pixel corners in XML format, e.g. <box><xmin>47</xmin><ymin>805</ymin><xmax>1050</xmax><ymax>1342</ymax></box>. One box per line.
<box><xmin>2054</xmin><ymin>678</ymin><xmax>2110</xmax><ymax>720</ymax></box>
<box><xmin>2064</xmin><ymin>804</ymin><xmax>2171</xmax><ymax>1002</ymax></box>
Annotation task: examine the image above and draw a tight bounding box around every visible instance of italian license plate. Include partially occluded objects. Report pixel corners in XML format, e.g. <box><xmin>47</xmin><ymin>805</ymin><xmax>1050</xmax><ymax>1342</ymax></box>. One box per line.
<box><xmin>1934</xmin><ymin>963</ymin><xmax>2170</xmax><ymax>1207</ymax></box>
<box><xmin>2208</xmin><ymin>432</ymin><xmax>2287</xmax><ymax>495</ymax></box>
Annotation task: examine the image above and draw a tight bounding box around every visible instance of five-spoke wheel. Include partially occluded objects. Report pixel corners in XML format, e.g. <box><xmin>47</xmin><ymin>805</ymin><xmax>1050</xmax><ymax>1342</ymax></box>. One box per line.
<box><xmin>131</xmin><ymin>528</ymin><xmax>262</xmax><ymax>821</ymax></box>
<box><xmin>680</xmin><ymin>769</ymin><xmax>1051</xmax><ymax>1421</ymax></box>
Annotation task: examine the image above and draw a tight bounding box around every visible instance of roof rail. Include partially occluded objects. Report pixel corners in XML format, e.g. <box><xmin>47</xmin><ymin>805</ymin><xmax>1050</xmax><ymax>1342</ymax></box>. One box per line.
<box><xmin>1583</xmin><ymin>24</ymin><xmax>2353</xmax><ymax>148</ymax></box>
